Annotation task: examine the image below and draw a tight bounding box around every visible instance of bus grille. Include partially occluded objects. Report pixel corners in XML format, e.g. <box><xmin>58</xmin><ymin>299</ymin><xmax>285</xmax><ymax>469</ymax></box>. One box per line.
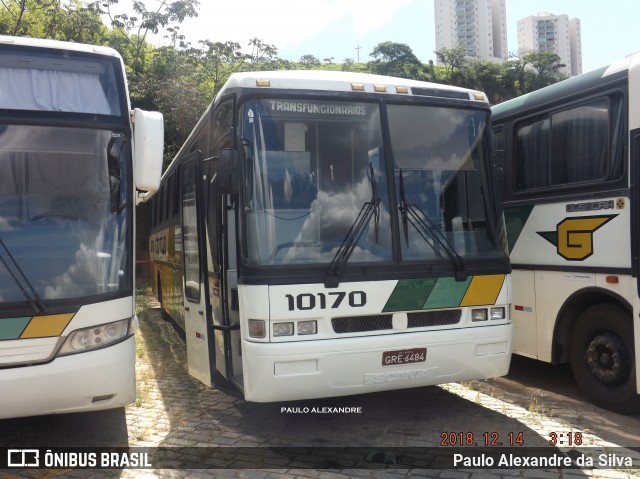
<box><xmin>332</xmin><ymin>314</ymin><xmax>393</xmax><ymax>334</ymax></box>
<box><xmin>331</xmin><ymin>310</ymin><xmax>462</xmax><ymax>334</ymax></box>
<box><xmin>407</xmin><ymin>310</ymin><xmax>461</xmax><ymax>328</ymax></box>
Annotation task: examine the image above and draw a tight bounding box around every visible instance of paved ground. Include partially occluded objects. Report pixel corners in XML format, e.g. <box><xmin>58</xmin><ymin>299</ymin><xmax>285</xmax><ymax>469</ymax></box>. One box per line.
<box><xmin>1</xmin><ymin>287</ymin><xmax>639</xmax><ymax>479</ymax></box>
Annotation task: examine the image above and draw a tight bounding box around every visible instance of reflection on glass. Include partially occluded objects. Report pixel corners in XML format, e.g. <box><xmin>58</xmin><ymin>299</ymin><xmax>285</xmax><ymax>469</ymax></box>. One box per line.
<box><xmin>239</xmin><ymin>99</ymin><xmax>504</xmax><ymax>269</ymax></box>
<box><xmin>241</xmin><ymin>100</ymin><xmax>392</xmax><ymax>265</ymax></box>
<box><xmin>387</xmin><ymin>104</ymin><xmax>502</xmax><ymax>261</ymax></box>
<box><xmin>0</xmin><ymin>125</ymin><xmax>130</xmax><ymax>304</ymax></box>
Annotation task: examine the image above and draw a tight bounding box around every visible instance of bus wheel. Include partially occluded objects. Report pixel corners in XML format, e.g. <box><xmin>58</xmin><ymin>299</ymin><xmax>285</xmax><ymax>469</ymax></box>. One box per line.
<box><xmin>569</xmin><ymin>303</ymin><xmax>639</xmax><ymax>414</ymax></box>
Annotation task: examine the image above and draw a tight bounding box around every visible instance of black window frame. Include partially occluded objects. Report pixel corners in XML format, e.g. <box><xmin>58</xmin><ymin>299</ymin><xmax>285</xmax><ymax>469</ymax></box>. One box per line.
<box><xmin>508</xmin><ymin>89</ymin><xmax>627</xmax><ymax>200</ymax></box>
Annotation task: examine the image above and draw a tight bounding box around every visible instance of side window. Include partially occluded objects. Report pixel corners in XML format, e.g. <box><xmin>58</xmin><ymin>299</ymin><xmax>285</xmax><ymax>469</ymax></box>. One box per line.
<box><xmin>515</xmin><ymin>118</ymin><xmax>550</xmax><ymax>190</ymax></box>
<box><xmin>211</xmin><ymin>100</ymin><xmax>233</xmax><ymax>151</ymax></box>
<box><xmin>514</xmin><ymin>94</ymin><xmax>624</xmax><ymax>192</ymax></box>
<box><xmin>550</xmin><ymin>99</ymin><xmax>610</xmax><ymax>186</ymax></box>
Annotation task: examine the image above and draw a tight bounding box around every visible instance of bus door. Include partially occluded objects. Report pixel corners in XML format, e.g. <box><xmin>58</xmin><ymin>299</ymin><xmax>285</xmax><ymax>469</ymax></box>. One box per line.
<box><xmin>180</xmin><ymin>152</ymin><xmax>215</xmax><ymax>387</ymax></box>
<box><xmin>204</xmin><ymin>152</ymin><xmax>243</xmax><ymax>389</ymax></box>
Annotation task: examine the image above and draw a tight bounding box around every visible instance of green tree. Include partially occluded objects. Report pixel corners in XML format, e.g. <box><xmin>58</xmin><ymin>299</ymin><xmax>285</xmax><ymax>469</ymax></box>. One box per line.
<box><xmin>186</xmin><ymin>39</ymin><xmax>245</xmax><ymax>96</ymax></box>
<box><xmin>434</xmin><ymin>45</ymin><xmax>467</xmax><ymax>83</ymax></box>
<box><xmin>527</xmin><ymin>50</ymin><xmax>566</xmax><ymax>89</ymax></box>
<box><xmin>341</xmin><ymin>57</ymin><xmax>355</xmax><ymax>72</ymax></box>
<box><xmin>299</xmin><ymin>54</ymin><xmax>320</xmax><ymax>69</ymax></box>
<box><xmin>1</xmin><ymin>0</ymin><xmax>61</xmax><ymax>37</ymax></box>
<box><xmin>55</xmin><ymin>1</ymin><xmax>109</xmax><ymax>44</ymax></box>
<box><xmin>93</xmin><ymin>0</ymin><xmax>199</xmax><ymax>73</ymax></box>
<box><xmin>246</xmin><ymin>37</ymin><xmax>291</xmax><ymax>70</ymax></box>
<box><xmin>503</xmin><ymin>50</ymin><xmax>567</xmax><ymax>97</ymax></box>
<box><xmin>0</xmin><ymin>0</ymin><xmax>109</xmax><ymax>43</ymax></box>
<box><xmin>462</xmin><ymin>59</ymin><xmax>505</xmax><ymax>104</ymax></box>
<box><xmin>368</xmin><ymin>41</ymin><xmax>423</xmax><ymax>79</ymax></box>
<box><xmin>140</xmin><ymin>45</ymin><xmax>209</xmax><ymax>167</ymax></box>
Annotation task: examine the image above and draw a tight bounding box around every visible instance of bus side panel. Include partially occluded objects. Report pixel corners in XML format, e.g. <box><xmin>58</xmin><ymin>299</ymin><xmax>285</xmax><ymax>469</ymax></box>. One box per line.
<box><xmin>534</xmin><ymin>271</ymin><xmax>596</xmax><ymax>363</ymax></box>
<box><xmin>629</xmin><ymin>51</ymin><xmax>640</xmax><ymax>395</ymax></box>
<box><xmin>510</xmin><ymin>269</ymin><xmax>537</xmax><ymax>358</ymax></box>
<box><xmin>509</xmin><ymin>202</ymin><xmax>630</xmax><ymax>270</ymax></box>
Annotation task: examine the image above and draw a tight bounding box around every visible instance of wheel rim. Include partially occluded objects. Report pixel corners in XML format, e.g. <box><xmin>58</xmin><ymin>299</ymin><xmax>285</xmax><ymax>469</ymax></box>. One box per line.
<box><xmin>584</xmin><ymin>332</ymin><xmax>630</xmax><ymax>385</ymax></box>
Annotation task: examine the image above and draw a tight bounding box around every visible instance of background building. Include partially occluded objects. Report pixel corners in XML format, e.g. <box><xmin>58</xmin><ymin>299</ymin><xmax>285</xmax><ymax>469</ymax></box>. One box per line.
<box><xmin>517</xmin><ymin>12</ymin><xmax>583</xmax><ymax>76</ymax></box>
<box><xmin>434</xmin><ymin>0</ymin><xmax>508</xmax><ymax>64</ymax></box>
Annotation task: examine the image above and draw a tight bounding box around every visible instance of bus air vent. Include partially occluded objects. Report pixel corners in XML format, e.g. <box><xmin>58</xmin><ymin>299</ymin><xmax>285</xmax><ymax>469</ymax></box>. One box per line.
<box><xmin>407</xmin><ymin>309</ymin><xmax>462</xmax><ymax>328</ymax></box>
<box><xmin>331</xmin><ymin>314</ymin><xmax>393</xmax><ymax>334</ymax></box>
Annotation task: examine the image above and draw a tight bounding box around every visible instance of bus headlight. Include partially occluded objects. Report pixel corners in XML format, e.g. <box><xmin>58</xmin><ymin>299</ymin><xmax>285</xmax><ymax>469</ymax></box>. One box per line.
<box><xmin>490</xmin><ymin>307</ymin><xmax>506</xmax><ymax>320</ymax></box>
<box><xmin>471</xmin><ymin>309</ymin><xmax>488</xmax><ymax>322</ymax></box>
<box><xmin>273</xmin><ymin>322</ymin><xmax>294</xmax><ymax>337</ymax></box>
<box><xmin>297</xmin><ymin>320</ymin><xmax>317</xmax><ymax>335</ymax></box>
<box><xmin>58</xmin><ymin>319</ymin><xmax>130</xmax><ymax>356</ymax></box>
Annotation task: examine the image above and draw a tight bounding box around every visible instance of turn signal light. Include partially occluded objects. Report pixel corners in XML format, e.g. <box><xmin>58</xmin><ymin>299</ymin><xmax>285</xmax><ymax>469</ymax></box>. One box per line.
<box><xmin>248</xmin><ymin>319</ymin><xmax>266</xmax><ymax>338</ymax></box>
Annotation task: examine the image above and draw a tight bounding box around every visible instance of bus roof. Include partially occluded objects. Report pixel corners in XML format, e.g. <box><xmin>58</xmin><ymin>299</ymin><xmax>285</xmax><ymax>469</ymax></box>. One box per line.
<box><xmin>217</xmin><ymin>70</ymin><xmax>489</xmax><ymax>104</ymax></box>
<box><xmin>0</xmin><ymin>35</ymin><xmax>122</xmax><ymax>60</ymax></box>
<box><xmin>491</xmin><ymin>53</ymin><xmax>639</xmax><ymax>121</ymax></box>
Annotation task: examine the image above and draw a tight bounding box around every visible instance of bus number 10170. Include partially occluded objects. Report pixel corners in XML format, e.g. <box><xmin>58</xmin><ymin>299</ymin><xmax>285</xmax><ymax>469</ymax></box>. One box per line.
<box><xmin>285</xmin><ymin>291</ymin><xmax>367</xmax><ymax>311</ymax></box>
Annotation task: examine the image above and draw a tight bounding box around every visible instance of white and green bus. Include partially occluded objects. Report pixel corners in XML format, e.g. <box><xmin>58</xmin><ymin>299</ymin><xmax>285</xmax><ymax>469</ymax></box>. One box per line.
<box><xmin>150</xmin><ymin>70</ymin><xmax>511</xmax><ymax>402</ymax></box>
<box><xmin>0</xmin><ymin>35</ymin><xmax>163</xmax><ymax>419</ymax></box>
<box><xmin>492</xmin><ymin>52</ymin><xmax>640</xmax><ymax>413</ymax></box>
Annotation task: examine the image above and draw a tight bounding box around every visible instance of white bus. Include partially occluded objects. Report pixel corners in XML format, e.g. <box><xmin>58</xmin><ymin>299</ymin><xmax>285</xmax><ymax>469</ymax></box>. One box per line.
<box><xmin>0</xmin><ymin>35</ymin><xmax>163</xmax><ymax>419</ymax></box>
<box><xmin>492</xmin><ymin>52</ymin><xmax>640</xmax><ymax>413</ymax></box>
<box><xmin>150</xmin><ymin>70</ymin><xmax>511</xmax><ymax>402</ymax></box>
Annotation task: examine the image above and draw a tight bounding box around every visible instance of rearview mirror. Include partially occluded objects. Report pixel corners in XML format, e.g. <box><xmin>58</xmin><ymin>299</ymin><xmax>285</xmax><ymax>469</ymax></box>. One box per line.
<box><xmin>133</xmin><ymin>108</ymin><xmax>164</xmax><ymax>195</ymax></box>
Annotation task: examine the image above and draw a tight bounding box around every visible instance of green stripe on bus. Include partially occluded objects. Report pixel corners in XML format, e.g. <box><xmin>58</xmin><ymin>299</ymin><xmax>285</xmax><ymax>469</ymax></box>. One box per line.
<box><xmin>0</xmin><ymin>317</ymin><xmax>31</xmax><ymax>340</ymax></box>
<box><xmin>383</xmin><ymin>279</ymin><xmax>437</xmax><ymax>312</ymax></box>
<box><xmin>504</xmin><ymin>205</ymin><xmax>534</xmax><ymax>253</ymax></box>
<box><xmin>423</xmin><ymin>277</ymin><xmax>472</xmax><ymax>309</ymax></box>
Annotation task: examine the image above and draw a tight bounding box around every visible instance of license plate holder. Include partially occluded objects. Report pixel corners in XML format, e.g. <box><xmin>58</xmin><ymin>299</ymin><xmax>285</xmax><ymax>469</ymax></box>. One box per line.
<box><xmin>382</xmin><ymin>347</ymin><xmax>426</xmax><ymax>366</ymax></box>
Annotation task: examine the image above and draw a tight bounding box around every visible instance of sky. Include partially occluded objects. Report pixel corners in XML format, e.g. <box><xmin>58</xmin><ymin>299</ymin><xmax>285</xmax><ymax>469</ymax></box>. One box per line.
<box><xmin>137</xmin><ymin>0</ymin><xmax>639</xmax><ymax>73</ymax></box>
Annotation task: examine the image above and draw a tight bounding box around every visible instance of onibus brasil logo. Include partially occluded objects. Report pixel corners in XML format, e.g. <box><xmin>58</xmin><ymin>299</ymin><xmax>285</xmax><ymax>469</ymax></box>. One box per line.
<box><xmin>537</xmin><ymin>215</ymin><xmax>617</xmax><ymax>261</ymax></box>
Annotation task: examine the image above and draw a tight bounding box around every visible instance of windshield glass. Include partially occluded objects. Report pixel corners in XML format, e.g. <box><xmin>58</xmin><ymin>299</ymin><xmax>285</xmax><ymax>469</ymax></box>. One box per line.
<box><xmin>0</xmin><ymin>124</ymin><xmax>131</xmax><ymax>305</ymax></box>
<box><xmin>240</xmin><ymin>99</ymin><xmax>393</xmax><ymax>266</ymax></box>
<box><xmin>239</xmin><ymin>98</ymin><xmax>503</xmax><ymax>269</ymax></box>
<box><xmin>0</xmin><ymin>48</ymin><xmax>122</xmax><ymax>116</ymax></box>
<box><xmin>387</xmin><ymin>104</ymin><xmax>502</xmax><ymax>261</ymax></box>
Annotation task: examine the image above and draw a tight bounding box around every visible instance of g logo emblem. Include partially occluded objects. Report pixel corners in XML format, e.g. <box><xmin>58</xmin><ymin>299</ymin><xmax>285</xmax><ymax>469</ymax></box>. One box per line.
<box><xmin>538</xmin><ymin>215</ymin><xmax>616</xmax><ymax>261</ymax></box>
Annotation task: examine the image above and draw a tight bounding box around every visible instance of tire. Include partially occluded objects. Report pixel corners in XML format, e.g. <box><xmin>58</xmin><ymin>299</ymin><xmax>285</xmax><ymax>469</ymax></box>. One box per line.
<box><xmin>569</xmin><ymin>303</ymin><xmax>640</xmax><ymax>414</ymax></box>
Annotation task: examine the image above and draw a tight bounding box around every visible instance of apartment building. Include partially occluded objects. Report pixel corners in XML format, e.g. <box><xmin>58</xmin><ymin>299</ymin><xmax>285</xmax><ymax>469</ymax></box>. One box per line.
<box><xmin>434</xmin><ymin>0</ymin><xmax>508</xmax><ymax>64</ymax></box>
<box><xmin>518</xmin><ymin>12</ymin><xmax>583</xmax><ymax>76</ymax></box>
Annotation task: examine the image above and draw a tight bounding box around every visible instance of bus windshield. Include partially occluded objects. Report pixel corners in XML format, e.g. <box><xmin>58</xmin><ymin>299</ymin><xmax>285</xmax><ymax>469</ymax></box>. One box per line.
<box><xmin>0</xmin><ymin>124</ymin><xmax>130</xmax><ymax>305</ymax></box>
<box><xmin>0</xmin><ymin>47</ymin><xmax>122</xmax><ymax>116</ymax></box>
<box><xmin>240</xmin><ymin>98</ymin><xmax>502</xmax><ymax>267</ymax></box>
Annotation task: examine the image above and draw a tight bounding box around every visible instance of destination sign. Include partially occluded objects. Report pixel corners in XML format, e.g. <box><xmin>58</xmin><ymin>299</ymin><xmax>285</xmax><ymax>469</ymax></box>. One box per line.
<box><xmin>267</xmin><ymin>100</ymin><xmax>367</xmax><ymax>117</ymax></box>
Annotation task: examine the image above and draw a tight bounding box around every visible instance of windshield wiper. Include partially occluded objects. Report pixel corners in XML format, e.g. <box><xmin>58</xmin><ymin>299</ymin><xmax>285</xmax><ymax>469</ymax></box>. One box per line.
<box><xmin>398</xmin><ymin>169</ymin><xmax>468</xmax><ymax>282</ymax></box>
<box><xmin>325</xmin><ymin>163</ymin><xmax>380</xmax><ymax>287</ymax></box>
<box><xmin>0</xmin><ymin>238</ymin><xmax>48</xmax><ymax>314</ymax></box>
